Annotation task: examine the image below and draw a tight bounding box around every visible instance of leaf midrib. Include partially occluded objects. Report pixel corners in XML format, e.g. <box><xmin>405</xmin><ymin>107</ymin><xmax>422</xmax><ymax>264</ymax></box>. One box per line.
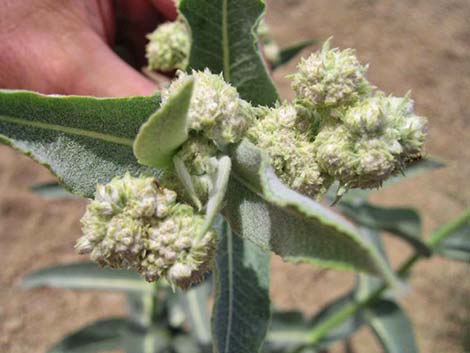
<box><xmin>0</xmin><ymin>114</ymin><xmax>134</xmax><ymax>146</ymax></box>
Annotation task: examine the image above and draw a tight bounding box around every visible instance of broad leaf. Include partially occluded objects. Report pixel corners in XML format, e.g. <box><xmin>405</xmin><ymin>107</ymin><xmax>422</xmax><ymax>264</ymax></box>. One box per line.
<box><xmin>47</xmin><ymin>318</ymin><xmax>127</xmax><ymax>353</ymax></box>
<box><xmin>225</xmin><ymin>140</ymin><xmax>400</xmax><ymax>287</ymax></box>
<box><xmin>364</xmin><ymin>300</ymin><xmax>418</xmax><ymax>353</ymax></box>
<box><xmin>30</xmin><ymin>181</ymin><xmax>79</xmax><ymax>199</ymax></box>
<box><xmin>23</xmin><ymin>262</ymin><xmax>154</xmax><ymax>293</ymax></box>
<box><xmin>434</xmin><ymin>210</ymin><xmax>470</xmax><ymax>262</ymax></box>
<box><xmin>0</xmin><ymin>90</ymin><xmax>160</xmax><ymax>197</ymax></box>
<box><xmin>272</xmin><ymin>39</ymin><xmax>318</xmax><ymax>70</ymax></box>
<box><xmin>179</xmin><ymin>0</ymin><xmax>278</xmax><ymax>106</ymax></box>
<box><xmin>134</xmin><ymin>78</ymin><xmax>193</xmax><ymax>168</ymax></box>
<box><xmin>212</xmin><ymin>220</ymin><xmax>271</xmax><ymax>353</ymax></box>
<box><xmin>338</xmin><ymin>201</ymin><xmax>431</xmax><ymax>257</ymax></box>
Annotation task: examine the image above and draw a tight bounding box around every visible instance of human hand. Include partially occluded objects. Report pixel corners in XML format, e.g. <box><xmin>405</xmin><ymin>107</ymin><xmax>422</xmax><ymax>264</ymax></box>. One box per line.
<box><xmin>0</xmin><ymin>0</ymin><xmax>176</xmax><ymax>97</ymax></box>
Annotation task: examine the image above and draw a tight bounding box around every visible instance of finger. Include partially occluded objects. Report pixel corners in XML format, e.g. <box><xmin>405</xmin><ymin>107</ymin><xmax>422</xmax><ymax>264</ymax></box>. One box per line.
<box><xmin>64</xmin><ymin>32</ymin><xmax>157</xmax><ymax>97</ymax></box>
<box><xmin>151</xmin><ymin>0</ymin><xmax>178</xmax><ymax>20</ymax></box>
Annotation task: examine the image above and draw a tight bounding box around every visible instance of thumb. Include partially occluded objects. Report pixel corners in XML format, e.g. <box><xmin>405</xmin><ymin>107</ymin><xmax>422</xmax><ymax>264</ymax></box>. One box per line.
<box><xmin>64</xmin><ymin>32</ymin><xmax>158</xmax><ymax>97</ymax></box>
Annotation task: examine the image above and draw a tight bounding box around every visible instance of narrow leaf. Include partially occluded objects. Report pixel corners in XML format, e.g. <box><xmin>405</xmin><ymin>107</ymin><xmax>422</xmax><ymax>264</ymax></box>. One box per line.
<box><xmin>47</xmin><ymin>318</ymin><xmax>127</xmax><ymax>353</ymax></box>
<box><xmin>0</xmin><ymin>90</ymin><xmax>160</xmax><ymax>197</ymax></box>
<box><xmin>126</xmin><ymin>293</ymin><xmax>155</xmax><ymax>328</ymax></box>
<box><xmin>272</xmin><ymin>39</ymin><xmax>318</xmax><ymax>70</ymax></box>
<box><xmin>212</xmin><ymin>220</ymin><xmax>271</xmax><ymax>353</ymax></box>
<box><xmin>364</xmin><ymin>300</ymin><xmax>418</xmax><ymax>353</ymax></box>
<box><xmin>179</xmin><ymin>0</ymin><xmax>279</xmax><ymax>106</ymax></box>
<box><xmin>434</xmin><ymin>210</ymin><xmax>470</xmax><ymax>262</ymax></box>
<box><xmin>23</xmin><ymin>262</ymin><xmax>154</xmax><ymax>293</ymax></box>
<box><xmin>338</xmin><ymin>201</ymin><xmax>431</xmax><ymax>257</ymax></box>
<box><xmin>122</xmin><ymin>325</ymin><xmax>172</xmax><ymax>353</ymax></box>
<box><xmin>134</xmin><ymin>78</ymin><xmax>193</xmax><ymax>168</ymax></box>
<box><xmin>201</xmin><ymin>156</ymin><xmax>232</xmax><ymax>235</ymax></box>
<box><xmin>30</xmin><ymin>181</ymin><xmax>79</xmax><ymax>199</ymax></box>
<box><xmin>226</xmin><ymin>140</ymin><xmax>400</xmax><ymax>286</ymax></box>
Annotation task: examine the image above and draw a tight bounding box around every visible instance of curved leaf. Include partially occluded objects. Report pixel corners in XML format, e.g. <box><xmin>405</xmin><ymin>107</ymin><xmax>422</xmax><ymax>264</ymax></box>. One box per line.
<box><xmin>434</xmin><ymin>211</ymin><xmax>470</xmax><ymax>262</ymax></box>
<box><xmin>212</xmin><ymin>220</ymin><xmax>271</xmax><ymax>353</ymax></box>
<box><xmin>225</xmin><ymin>140</ymin><xmax>400</xmax><ymax>287</ymax></box>
<box><xmin>47</xmin><ymin>318</ymin><xmax>127</xmax><ymax>353</ymax></box>
<box><xmin>338</xmin><ymin>201</ymin><xmax>431</xmax><ymax>257</ymax></box>
<box><xmin>30</xmin><ymin>181</ymin><xmax>79</xmax><ymax>199</ymax></box>
<box><xmin>134</xmin><ymin>78</ymin><xmax>194</xmax><ymax>168</ymax></box>
<box><xmin>23</xmin><ymin>262</ymin><xmax>154</xmax><ymax>293</ymax></box>
<box><xmin>364</xmin><ymin>300</ymin><xmax>418</xmax><ymax>353</ymax></box>
<box><xmin>272</xmin><ymin>39</ymin><xmax>318</xmax><ymax>70</ymax></box>
<box><xmin>0</xmin><ymin>90</ymin><xmax>160</xmax><ymax>197</ymax></box>
<box><xmin>122</xmin><ymin>325</ymin><xmax>172</xmax><ymax>353</ymax></box>
<box><xmin>179</xmin><ymin>0</ymin><xmax>278</xmax><ymax>106</ymax></box>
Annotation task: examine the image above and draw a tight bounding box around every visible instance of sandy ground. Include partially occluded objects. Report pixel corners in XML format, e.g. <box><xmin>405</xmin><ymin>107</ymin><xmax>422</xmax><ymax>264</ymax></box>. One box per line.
<box><xmin>0</xmin><ymin>0</ymin><xmax>469</xmax><ymax>352</ymax></box>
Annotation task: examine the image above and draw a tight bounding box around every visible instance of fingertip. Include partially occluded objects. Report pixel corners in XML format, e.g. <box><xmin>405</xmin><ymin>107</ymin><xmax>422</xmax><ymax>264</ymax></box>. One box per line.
<box><xmin>151</xmin><ymin>0</ymin><xmax>178</xmax><ymax>21</ymax></box>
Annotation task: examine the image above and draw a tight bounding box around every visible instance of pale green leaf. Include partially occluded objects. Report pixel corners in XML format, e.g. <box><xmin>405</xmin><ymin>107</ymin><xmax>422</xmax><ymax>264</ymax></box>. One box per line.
<box><xmin>272</xmin><ymin>39</ymin><xmax>318</xmax><ymax>70</ymax></box>
<box><xmin>134</xmin><ymin>78</ymin><xmax>194</xmax><ymax>168</ymax></box>
<box><xmin>212</xmin><ymin>220</ymin><xmax>271</xmax><ymax>353</ymax></box>
<box><xmin>47</xmin><ymin>318</ymin><xmax>127</xmax><ymax>353</ymax></box>
<box><xmin>179</xmin><ymin>0</ymin><xmax>279</xmax><ymax>106</ymax></box>
<box><xmin>364</xmin><ymin>300</ymin><xmax>418</xmax><ymax>353</ymax></box>
<box><xmin>23</xmin><ymin>262</ymin><xmax>154</xmax><ymax>293</ymax></box>
<box><xmin>0</xmin><ymin>90</ymin><xmax>160</xmax><ymax>197</ymax></box>
<box><xmin>30</xmin><ymin>181</ymin><xmax>79</xmax><ymax>199</ymax></box>
<box><xmin>126</xmin><ymin>293</ymin><xmax>157</xmax><ymax>329</ymax></box>
<box><xmin>122</xmin><ymin>325</ymin><xmax>172</xmax><ymax>353</ymax></box>
<box><xmin>434</xmin><ymin>211</ymin><xmax>470</xmax><ymax>262</ymax></box>
<box><xmin>225</xmin><ymin>139</ymin><xmax>400</xmax><ymax>287</ymax></box>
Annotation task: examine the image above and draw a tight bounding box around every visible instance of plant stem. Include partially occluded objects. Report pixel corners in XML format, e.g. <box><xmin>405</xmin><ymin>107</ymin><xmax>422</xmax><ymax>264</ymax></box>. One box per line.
<box><xmin>307</xmin><ymin>209</ymin><xmax>470</xmax><ymax>345</ymax></box>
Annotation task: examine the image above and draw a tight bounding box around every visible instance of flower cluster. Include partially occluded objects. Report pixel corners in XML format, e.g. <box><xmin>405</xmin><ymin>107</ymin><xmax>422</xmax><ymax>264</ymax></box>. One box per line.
<box><xmin>162</xmin><ymin>69</ymin><xmax>253</xmax><ymax>147</ymax></box>
<box><xmin>76</xmin><ymin>173</ymin><xmax>217</xmax><ymax>289</ymax></box>
<box><xmin>248</xmin><ymin>104</ymin><xmax>329</xmax><ymax>198</ymax></box>
<box><xmin>146</xmin><ymin>21</ymin><xmax>190</xmax><ymax>72</ymax></box>
<box><xmin>290</xmin><ymin>39</ymin><xmax>371</xmax><ymax>109</ymax></box>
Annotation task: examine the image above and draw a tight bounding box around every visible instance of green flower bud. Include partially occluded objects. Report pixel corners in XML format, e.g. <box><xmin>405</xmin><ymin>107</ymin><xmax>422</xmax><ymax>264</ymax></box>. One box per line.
<box><xmin>162</xmin><ymin>69</ymin><xmax>253</xmax><ymax>146</ymax></box>
<box><xmin>248</xmin><ymin>103</ymin><xmax>330</xmax><ymax>198</ymax></box>
<box><xmin>290</xmin><ymin>39</ymin><xmax>371</xmax><ymax>109</ymax></box>
<box><xmin>146</xmin><ymin>21</ymin><xmax>190</xmax><ymax>72</ymax></box>
<box><xmin>76</xmin><ymin>173</ymin><xmax>217</xmax><ymax>290</ymax></box>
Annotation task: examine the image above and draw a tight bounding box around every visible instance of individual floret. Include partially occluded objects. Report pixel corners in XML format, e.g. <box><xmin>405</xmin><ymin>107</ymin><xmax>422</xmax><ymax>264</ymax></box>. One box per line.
<box><xmin>146</xmin><ymin>21</ymin><xmax>190</xmax><ymax>72</ymax></box>
<box><xmin>162</xmin><ymin>69</ymin><xmax>253</xmax><ymax>146</ymax></box>
<box><xmin>290</xmin><ymin>39</ymin><xmax>371</xmax><ymax>109</ymax></box>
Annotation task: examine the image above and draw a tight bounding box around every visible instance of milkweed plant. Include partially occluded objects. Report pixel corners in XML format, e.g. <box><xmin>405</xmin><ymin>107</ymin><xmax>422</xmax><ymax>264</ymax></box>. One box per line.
<box><xmin>1</xmin><ymin>1</ymin><xmax>469</xmax><ymax>353</ymax></box>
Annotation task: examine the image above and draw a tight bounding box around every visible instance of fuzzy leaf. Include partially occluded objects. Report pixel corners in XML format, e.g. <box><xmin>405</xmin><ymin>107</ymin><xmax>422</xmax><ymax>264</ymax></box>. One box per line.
<box><xmin>23</xmin><ymin>262</ymin><xmax>154</xmax><ymax>293</ymax></box>
<box><xmin>179</xmin><ymin>0</ymin><xmax>278</xmax><ymax>106</ymax></box>
<box><xmin>30</xmin><ymin>181</ymin><xmax>79</xmax><ymax>199</ymax></box>
<box><xmin>339</xmin><ymin>201</ymin><xmax>431</xmax><ymax>257</ymax></box>
<box><xmin>212</xmin><ymin>220</ymin><xmax>271</xmax><ymax>353</ymax></box>
<box><xmin>225</xmin><ymin>139</ymin><xmax>400</xmax><ymax>286</ymax></box>
<box><xmin>0</xmin><ymin>90</ymin><xmax>160</xmax><ymax>197</ymax></box>
<box><xmin>47</xmin><ymin>318</ymin><xmax>127</xmax><ymax>353</ymax></box>
<box><xmin>364</xmin><ymin>300</ymin><xmax>418</xmax><ymax>353</ymax></box>
<box><xmin>134</xmin><ymin>78</ymin><xmax>193</xmax><ymax>168</ymax></box>
<box><xmin>272</xmin><ymin>39</ymin><xmax>318</xmax><ymax>70</ymax></box>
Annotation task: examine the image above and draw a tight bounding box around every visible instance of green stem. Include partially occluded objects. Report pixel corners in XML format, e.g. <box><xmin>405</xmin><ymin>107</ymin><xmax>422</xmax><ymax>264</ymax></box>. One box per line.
<box><xmin>307</xmin><ymin>209</ymin><xmax>470</xmax><ymax>345</ymax></box>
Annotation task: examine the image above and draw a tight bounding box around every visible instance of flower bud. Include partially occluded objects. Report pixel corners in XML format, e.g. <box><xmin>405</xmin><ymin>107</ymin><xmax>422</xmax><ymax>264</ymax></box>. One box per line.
<box><xmin>248</xmin><ymin>103</ymin><xmax>330</xmax><ymax>198</ymax></box>
<box><xmin>146</xmin><ymin>21</ymin><xmax>190</xmax><ymax>72</ymax></box>
<box><xmin>290</xmin><ymin>39</ymin><xmax>371</xmax><ymax>109</ymax></box>
<box><xmin>162</xmin><ymin>69</ymin><xmax>253</xmax><ymax>146</ymax></box>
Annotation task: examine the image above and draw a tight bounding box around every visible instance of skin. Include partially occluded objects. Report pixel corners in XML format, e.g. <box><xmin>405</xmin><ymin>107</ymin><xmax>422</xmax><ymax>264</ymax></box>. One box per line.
<box><xmin>0</xmin><ymin>0</ymin><xmax>177</xmax><ymax>97</ymax></box>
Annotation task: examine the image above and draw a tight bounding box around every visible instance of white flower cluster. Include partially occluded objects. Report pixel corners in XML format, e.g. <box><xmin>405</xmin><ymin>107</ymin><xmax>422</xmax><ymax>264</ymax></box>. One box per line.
<box><xmin>162</xmin><ymin>69</ymin><xmax>253</xmax><ymax>147</ymax></box>
<box><xmin>146</xmin><ymin>21</ymin><xmax>190</xmax><ymax>72</ymax></box>
<box><xmin>76</xmin><ymin>173</ymin><xmax>217</xmax><ymax>289</ymax></box>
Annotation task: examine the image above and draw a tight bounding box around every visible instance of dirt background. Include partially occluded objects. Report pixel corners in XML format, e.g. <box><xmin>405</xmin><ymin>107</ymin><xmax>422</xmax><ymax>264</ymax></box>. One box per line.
<box><xmin>1</xmin><ymin>0</ymin><xmax>469</xmax><ymax>352</ymax></box>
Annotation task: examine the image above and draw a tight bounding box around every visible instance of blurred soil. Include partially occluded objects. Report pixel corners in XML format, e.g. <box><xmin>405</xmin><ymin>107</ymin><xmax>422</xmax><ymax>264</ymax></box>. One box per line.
<box><xmin>1</xmin><ymin>0</ymin><xmax>469</xmax><ymax>352</ymax></box>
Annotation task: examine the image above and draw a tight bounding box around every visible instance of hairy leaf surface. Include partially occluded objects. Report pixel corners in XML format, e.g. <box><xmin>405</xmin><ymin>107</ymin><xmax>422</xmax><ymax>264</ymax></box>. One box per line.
<box><xmin>179</xmin><ymin>0</ymin><xmax>278</xmax><ymax>106</ymax></box>
<box><xmin>23</xmin><ymin>262</ymin><xmax>154</xmax><ymax>293</ymax></box>
<box><xmin>0</xmin><ymin>90</ymin><xmax>160</xmax><ymax>197</ymax></box>
<box><xmin>212</xmin><ymin>220</ymin><xmax>271</xmax><ymax>353</ymax></box>
<box><xmin>226</xmin><ymin>140</ymin><xmax>399</xmax><ymax>286</ymax></box>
